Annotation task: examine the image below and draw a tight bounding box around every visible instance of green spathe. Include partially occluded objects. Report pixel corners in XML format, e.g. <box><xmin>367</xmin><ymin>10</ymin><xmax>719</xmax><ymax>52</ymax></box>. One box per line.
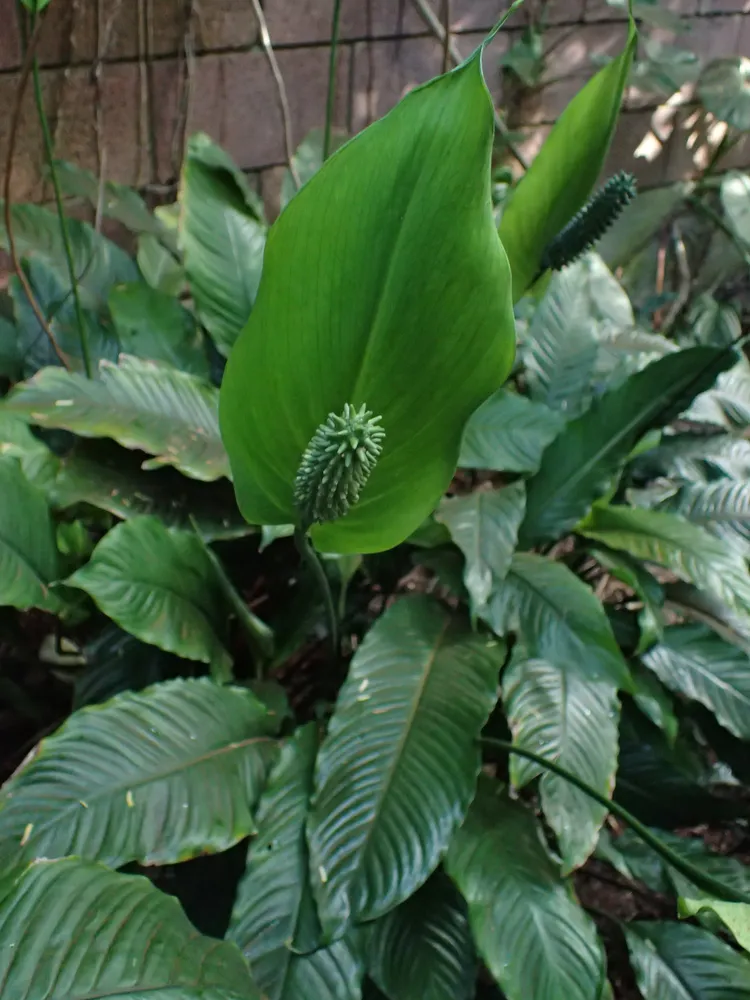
<box><xmin>220</xmin><ymin>50</ymin><xmax>515</xmax><ymax>554</ymax></box>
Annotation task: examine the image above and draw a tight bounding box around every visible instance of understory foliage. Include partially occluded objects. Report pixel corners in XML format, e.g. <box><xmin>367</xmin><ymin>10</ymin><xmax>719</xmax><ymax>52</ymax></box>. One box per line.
<box><xmin>2</xmin><ymin>4</ymin><xmax>750</xmax><ymax>1000</ymax></box>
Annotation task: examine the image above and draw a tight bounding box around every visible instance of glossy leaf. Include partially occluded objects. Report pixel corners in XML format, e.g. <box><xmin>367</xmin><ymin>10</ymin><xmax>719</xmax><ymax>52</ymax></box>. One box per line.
<box><xmin>0</xmin><ymin>457</ymin><xmax>60</xmax><ymax>612</ymax></box>
<box><xmin>367</xmin><ymin>872</ymin><xmax>476</xmax><ymax>1000</ymax></box>
<box><xmin>643</xmin><ymin>625</ymin><xmax>750</xmax><ymax>740</ymax></box>
<box><xmin>4</xmin><ymin>356</ymin><xmax>228</xmax><ymax>482</ymax></box>
<box><xmin>0</xmin><ymin>413</ymin><xmax>59</xmax><ymax>492</ymax></box>
<box><xmin>503</xmin><ymin>647</ymin><xmax>619</xmax><ymax>872</ymax></box>
<box><xmin>446</xmin><ymin>779</ymin><xmax>606</xmax><ymax>1000</ymax></box>
<box><xmin>180</xmin><ymin>133</ymin><xmax>267</xmax><ymax>356</ymax></box>
<box><xmin>67</xmin><ymin>516</ymin><xmax>232</xmax><ymax>675</ymax></box>
<box><xmin>0</xmin><ymin>857</ymin><xmax>258</xmax><ymax>1000</ymax></box>
<box><xmin>0</xmin><ymin>201</ymin><xmax>137</xmax><ymax>309</ymax></box>
<box><xmin>109</xmin><ymin>282</ymin><xmax>209</xmax><ymax>377</ymax></box>
<box><xmin>699</xmin><ymin>57</ymin><xmax>750</xmax><ymax>132</ymax></box>
<box><xmin>221</xmin><ymin>53</ymin><xmax>515</xmax><ymax>554</ymax></box>
<box><xmin>459</xmin><ymin>389</ymin><xmax>563</xmax><ymax>472</ymax></box>
<box><xmin>662</xmin><ymin>480</ymin><xmax>750</xmax><ymax>557</ymax></box>
<box><xmin>520</xmin><ymin>346</ymin><xmax>735</xmax><ymax>545</ymax></box>
<box><xmin>578</xmin><ymin>503</ymin><xmax>750</xmax><ymax>617</ymax></box>
<box><xmin>498</xmin><ymin>13</ymin><xmax>637</xmax><ymax>299</ymax></box>
<box><xmin>625</xmin><ymin>920</ymin><xmax>750</xmax><ymax>999</ymax></box>
<box><xmin>228</xmin><ymin>725</ymin><xmax>364</xmax><ymax>1000</ymax></box>
<box><xmin>138</xmin><ymin>232</ymin><xmax>185</xmax><ymax>296</ymax></box>
<box><xmin>437</xmin><ymin>483</ymin><xmax>525</xmax><ymax>611</ymax></box>
<box><xmin>484</xmin><ymin>553</ymin><xmax>630</xmax><ymax>689</ymax></box>
<box><xmin>679</xmin><ymin>898</ymin><xmax>750</xmax><ymax>953</ymax></box>
<box><xmin>0</xmin><ymin>678</ymin><xmax>277</xmax><ymax>874</ymax></box>
<box><xmin>307</xmin><ymin>595</ymin><xmax>505</xmax><ymax>939</ymax></box>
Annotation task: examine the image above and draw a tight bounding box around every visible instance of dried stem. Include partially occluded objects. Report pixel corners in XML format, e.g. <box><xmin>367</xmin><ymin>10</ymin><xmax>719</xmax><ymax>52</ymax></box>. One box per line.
<box><xmin>441</xmin><ymin>0</ymin><xmax>452</xmax><ymax>74</ymax></box>
<box><xmin>249</xmin><ymin>0</ymin><xmax>301</xmax><ymax>191</ymax></box>
<box><xmin>324</xmin><ymin>0</ymin><xmax>343</xmax><ymax>161</ymax></box>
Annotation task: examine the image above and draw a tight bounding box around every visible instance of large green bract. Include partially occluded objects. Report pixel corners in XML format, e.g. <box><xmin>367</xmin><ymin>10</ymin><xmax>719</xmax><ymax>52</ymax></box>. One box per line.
<box><xmin>220</xmin><ymin>50</ymin><xmax>515</xmax><ymax>554</ymax></box>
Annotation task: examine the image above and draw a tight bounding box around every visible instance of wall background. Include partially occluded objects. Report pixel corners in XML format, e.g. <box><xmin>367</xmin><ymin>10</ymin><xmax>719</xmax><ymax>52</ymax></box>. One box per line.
<box><xmin>1</xmin><ymin>0</ymin><xmax>749</xmax><ymax>218</ymax></box>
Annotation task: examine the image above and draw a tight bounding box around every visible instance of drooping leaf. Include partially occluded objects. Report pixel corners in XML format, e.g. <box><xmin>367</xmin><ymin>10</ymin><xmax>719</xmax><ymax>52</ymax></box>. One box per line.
<box><xmin>307</xmin><ymin>595</ymin><xmax>505</xmax><ymax>939</ymax></box>
<box><xmin>642</xmin><ymin>625</ymin><xmax>750</xmax><ymax>741</ymax></box>
<box><xmin>228</xmin><ymin>725</ymin><xmax>364</xmax><ymax>1000</ymax></box>
<box><xmin>53</xmin><ymin>159</ymin><xmax>166</xmax><ymax>238</ymax></box>
<box><xmin>446</xmin><ymin>779</ymin><xmax>606</xmax><ymax>1000</ymax></box>
<box><xmin>4</xmin><ymin>356</ymin><xmax>228</xmax><ymax>482</ymax></box>
<box><xmin>0</xmin><ymin>456</ymin><xmax>60</xmax><ymax>612</ymax></box>
<box><xmin>0</xmin><ymin>678</ymin><xmax>277</xmax><ymax>874</ymax></box>
<box><xmin>220</xmin><ymin>52</ymin><xmax>515</xmax><ymax>555</ymax></box>
<box><xmin>0</xmin><ymin>201</ymin><xmax>138</xmax><ymax>309</ymax></box>
<box><xmin>436</xmin><ymin>483</ymin><xmax>525</xmax><ymax>611</ymax></box>
<box><xmin>625</xmin><ymin>920</ymin><xmax>750</xmax><ymax>999</ymax></box>
<box><xmin>458</xmin><ymin>389</ymin><xmax>564</xmax><ymax>472</ymax></box>
<box><xmin>367</xmin><ymin>872</ymin><xmax>476</xmax><ymax>1000</ymax></box>
<box><xmin>520</xmin><ymin>346</ymin><xmax>736</xmax><ymax>545</ymax></box>
<box><xmin>0</xmin><ymin>857</ymin><xmax>258</xmax><ymax>1000</ymax></box>
<box><xmin>578</xmin><ymin>503</ymin><xmax>750</xmax><ymax>617</ymax></box>
<box><xmin>590</xmin><ymin>544</ymin><xmax>666</xmax><ymax>654</ymax></box>
<box><xmin>0</xmin><ymin>412</ymin><xmax>59</xmax><ymax>491</ymax></box>
<box><xmin>630</xmin><ymin>661</ymin><xmax>678</xmax><ymax>742</ymax></box>
<box><xmin>699</xmin><ymin>57</ymin><xmax>750</xmax><ymax>132</ymax></box>
<box><xmin>661</xmin><ymin>480</ymin><xmax>750</xmax><ymax>557</ymax></box>
<box><xmin>10</xmin><ymin>258</ymin><xmax>120</xmax><ymax>376</ymax></box>
<box><xmin>179</xmin><ymin>133</ymin><xmax>267</xmax><ymax>356</ymax></box>
<box><xmin>503</xmin><ymin>647</ymin><xmax>619</xmax><ymax>872</ymax></box>
<box><xmin>67</xmin><ymin>516</ymin><xmax>232</xmax><ymax>676</ymax></box>
<box><xmin>679</xmin><ymin>898</ymin><xmax>750</xmax><ymax>954</ymax></box>
<box><xmin>498</xmin><ymin>13</ymin><xmax>637</xmax><ymax>299</ymax></box>
<box><xmin>484</xmin><ymin>553</ymin><xmax>630</xmax><ymax>689</ymax></box>
<box><xmin>137</xmin><ymin>232</ymin><xmax>185</xmax><ymax>296</ymax></box>
<box><xmin>108</xmin><ymin>281</ymin><xmax>209</xmax><ymax>377</ymax></box>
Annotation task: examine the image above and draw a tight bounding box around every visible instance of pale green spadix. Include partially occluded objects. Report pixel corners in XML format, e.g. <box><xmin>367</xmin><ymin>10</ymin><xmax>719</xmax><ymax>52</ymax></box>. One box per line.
<box><xmin>220</xmin><ymin>46</ymin><xmax>516</xmax><ymax>554</ymax></box>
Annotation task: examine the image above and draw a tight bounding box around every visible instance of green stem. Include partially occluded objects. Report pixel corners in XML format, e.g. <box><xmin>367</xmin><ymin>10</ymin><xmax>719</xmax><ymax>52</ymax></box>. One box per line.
<box><xmin>28</xmin><ymin>13</ymin><xmax>92</xmax><ymax>378</ymax></box>
<box><xmin>294</xmin><ymin>526</ymin><xmax>339</xmax><ymax>665</ymax></box>
<box><xmin>323</xmin><ymin>0</ymin><xmax>343</xmax><ymax>161</ymax></box>
<box><xmin>481</xmin><ymin>736</ymin><xmax>750</xmax><ymax>905</ymax></box>
<box><xmin>191</xmin><ymin>520</ymin><xmax>274</xmax><ymax>679</ymax></box>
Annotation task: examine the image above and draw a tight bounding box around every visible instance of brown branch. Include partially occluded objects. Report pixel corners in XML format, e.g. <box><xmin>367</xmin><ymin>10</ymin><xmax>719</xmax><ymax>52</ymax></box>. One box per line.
<box><xmin>3</xmin><ymin>14</ymin><xmax>68</xmax><ymax>368</ymax></box>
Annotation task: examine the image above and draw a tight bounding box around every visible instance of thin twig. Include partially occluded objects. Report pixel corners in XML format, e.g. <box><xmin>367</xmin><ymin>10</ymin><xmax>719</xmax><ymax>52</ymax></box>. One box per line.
<box><xmin>249</xmin><ymin>0</ymin><xmax>300</xmax><ymax>190</ymax></box>
<box><xmin>3</xmin><ymin>14</ymin><xmax>68</xmax><ymax>368</ymax></box>
<box><xmin>661</xmin><ymin>222</ymin><xmax>690</xmax><ymax>335</ymax></box>
<box><xmin>29</xmin><ymin>29</ymin><xmax>93</xmax><ymax>376</ymax></box>
<box><xmin>324</xmin><ymin>0</ymin><xmax>343</xmax><ymax>161</ymax></box>
<box><xmin>409</xmin><ymin>0</ymin><xmax>529</xmax><ymax>171</ymax></box>
<box><xmin>441</xmin><ymin>0</ymin><xmax>451</xmax><ymax>75</ymax></box>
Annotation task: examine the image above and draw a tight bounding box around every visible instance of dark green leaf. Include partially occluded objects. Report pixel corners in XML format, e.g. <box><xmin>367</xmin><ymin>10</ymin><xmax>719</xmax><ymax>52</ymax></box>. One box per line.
<box><xmin>503</xmin><ymin>647</ymin><xmax>619</xmax><ymax>871</ymax></box>
<box><xmin>643</xmin><ymin>624</ymin><xmax>750</xmax><ymax>740</ymax></box>
<box><xmin>137</xmin><ymin>232</ymin><xmax>185</xmax><ymax>296</ymax></box>
<box><xmin>578</xmin><ymin>503</ymin><xmax>750</xmax><ymax>617</ymax></box>
<box><xmin>0</xmin><ymin>677</ymin><xmax>277</xmax><ymax>874</ymax></box>
<box><xmin>67</xmin><ymin>516</ymin><xmax>232</xmax><ymax>676</ymax></box>
<box><xmin>520</xmin><ymin>346</ymin><xmax>736</xmax><ymax>545</ymax></box>
<box><xmin>108</xmin><ymin>281</ymin><xmax>209</xmax><ymax>377</ymax></box>
<box><xmin>664</xmin><ymin>480</ymin><xmax>750</xmax><ymax>556</ymax></box>
<box><xmin>0</xmin><ymin>456</ymin><xmax>60</xmax><ymax>612</ymax></box>
<box><xmin>459</xmin><ymin>389</ymin><xmax>564</xmax><ymax>472</ymax></box>
<box><xmin>228</xmin><ymin>725</ymin><xmax>364</xmax><ymax>1000</ymax></box>
<box><xmin>436</xmin><ymin>483</ymin><xmax>525</xmax><ymax>611</ymax></box>
<box><xmin>499</xmin><ymin>15</ymin><xmax>636</xmax><ymax>299</ymax></box>
<box><xmin>179</xmin><ymin>133</ymin><xmax>267</xmax><ymax>356</ymax></box>
<box><xmin>220</xmin><ymin>53</ymin><xmax>515</xmax><ymax>554</ymax></box>
<box><xmin>0</xmin><ymin>857</ymin><xmax>258</xmax><ymax>999</ymax></box>
<box><xmin>484</xmin><ymin>553</ymin><xmax>630</xmax><ymax>689</ymax></box>
<box><xmin>625</xmin><ymin>920</ymin><xmax>750</xmax><ymax>998</ymax></box>
<box><xmin>630</xmin><ymin>661</ymin><xmax>678</xmax><ymax>743</ymax></box>
<box><xmin>0</xmin><ymin>201</ymin><xmax>138</xmax><ymax>309</ymax></box>
<box><xmin>446</xmin><ymin>779</ymin><xmax>606</xmax><ymax>1000</ymax></box>
<box><xmin>0</xmin><ymin>412</ymin><xmax>59</xmax><ymax>492</ymax></box>
<box><xmin>367</xmin><ymin>872</ymin><xmax>476</xmax><ymax>1000</ymax></box>
<box><xmin>4</xmin><ymin>355</ymin><xmax>228</xmax><ymax>482</ymax></box>
<box><xmin>307</xmin><ymin>595</ymin><xmax>504</xmax><ymax>939</ymax></box>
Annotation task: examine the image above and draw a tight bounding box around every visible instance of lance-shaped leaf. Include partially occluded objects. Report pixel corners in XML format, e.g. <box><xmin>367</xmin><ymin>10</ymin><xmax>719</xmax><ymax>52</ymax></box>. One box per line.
<box><xmin>220</xmin><ymin>52</ymin><xmax>515</xmax><ymax>554</ymax></box>
<box><xmin>307</xmin><ymin>595</ymin><xmax>504</xmax><ymax>940</ymax></box>
<box><xmin>0</xmin><ymin>857</ymin><xmax>258</xmax><ymax>1000</ymax></box>
<box><xmin>0</xmin><ymin>678</ymin><xmax>278</xmax><ymax>875</ymax></box>
<box><xmin>4</xmin><ymin>356</ymin><xmax>228</xmax><ymax>482</ymax></box>
<box><xmin>446</xmin><ymin>779</ymin><xmax>607</xmax><ymax>1000</ymax></box>
<box><xmin>499</xmin><ymin>11</ymin><xmax>636</xmax><ymax>299</ymax></box>
<box><xmin>458</xmin><ymin>389</ymin><xmax>564</xmax><ymax>473</ymax></box>
<box><xmin>367</xmin><ymin>872</ymin><xmax>477</xmax><ymax>1000</ymax></box>
<box><xmin>228</xmin><ymin>724</ymin><xmax>364</xmax><ymax>1000</ymax></box>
